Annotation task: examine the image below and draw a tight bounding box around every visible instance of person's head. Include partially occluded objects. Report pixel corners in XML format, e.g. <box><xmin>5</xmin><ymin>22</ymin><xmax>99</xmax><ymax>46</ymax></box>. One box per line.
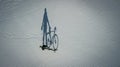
<box><xmin>44</xmin><ymin>8</ymin><xmax>47</xmax><ymax>12</ymax></box>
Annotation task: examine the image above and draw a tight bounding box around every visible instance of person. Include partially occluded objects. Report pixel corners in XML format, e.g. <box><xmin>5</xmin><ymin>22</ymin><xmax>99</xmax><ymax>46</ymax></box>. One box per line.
<box><xmin>41</xmin><ymin>8</ymin><xmax>51</xmax><ymax>50</ymax></box>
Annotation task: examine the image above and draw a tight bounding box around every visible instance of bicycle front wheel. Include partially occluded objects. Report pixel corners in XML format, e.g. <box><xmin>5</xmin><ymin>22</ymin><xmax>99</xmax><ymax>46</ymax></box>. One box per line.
<box><xmin>52</xmin><ymin>34</ymin><xmax>59</xmax><ymax>50</ymax></box>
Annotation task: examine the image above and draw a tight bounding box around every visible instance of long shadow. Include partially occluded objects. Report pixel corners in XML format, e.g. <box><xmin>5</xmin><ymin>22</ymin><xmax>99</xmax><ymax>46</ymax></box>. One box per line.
<box><xmin>40</xmin><ymin>8</ymin><xmax>59</xmax><ymax>52</ymax></box>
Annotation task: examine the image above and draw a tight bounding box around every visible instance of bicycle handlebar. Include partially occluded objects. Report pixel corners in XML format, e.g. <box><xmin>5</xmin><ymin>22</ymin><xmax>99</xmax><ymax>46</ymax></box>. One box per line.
<box><xmin>47</xmin><ymin>27</ymin><xmax>56</xmax><ymax>35</ymax></box>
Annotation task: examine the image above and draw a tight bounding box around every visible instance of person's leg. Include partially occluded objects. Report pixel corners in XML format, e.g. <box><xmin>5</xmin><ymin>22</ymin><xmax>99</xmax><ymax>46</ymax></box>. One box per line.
<box><xmin>43</xmin><ymin>33</ymin><xmax>45</xmax><ymax>45</ymax></box>
<box><xmin>40</xmin><ymin>32</ymin><xmax>45</xmax><ymax>50</ymax></box>
<box><xmin>44</xmin><ymin>32</ymin><xmax>47</xmax><ymax>46</ymax></box>
<box><xmin>41</xmin><ymin>33</ymin><xmax>46</xmax><ymax>50</ymax></box>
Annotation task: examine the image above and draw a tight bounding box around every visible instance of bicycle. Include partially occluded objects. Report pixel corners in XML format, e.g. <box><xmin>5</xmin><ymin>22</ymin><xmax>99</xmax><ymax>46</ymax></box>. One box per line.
<box><xmin>40</xmin><ymin>26</ymin><xmax>59</xmax><ymax>51</ymax></box>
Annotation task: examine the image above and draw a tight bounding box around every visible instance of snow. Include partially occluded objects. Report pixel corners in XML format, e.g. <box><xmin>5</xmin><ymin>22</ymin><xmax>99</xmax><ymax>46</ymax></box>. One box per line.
<box><xmin>0</xmin><ymin>0</ymin><xmax>120</xmax><ymax>67</ymax></box>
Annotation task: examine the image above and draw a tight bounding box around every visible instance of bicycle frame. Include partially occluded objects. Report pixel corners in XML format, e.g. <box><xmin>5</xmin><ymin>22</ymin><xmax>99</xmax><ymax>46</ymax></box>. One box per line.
<box><xmin>47</xmin><ymin>27</ymin><xmax>56</xmax><ymax>45</ymax></box>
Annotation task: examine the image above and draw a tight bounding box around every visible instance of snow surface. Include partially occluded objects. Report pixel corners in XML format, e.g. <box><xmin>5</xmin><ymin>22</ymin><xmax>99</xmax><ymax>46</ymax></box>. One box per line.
<box><xmin>0</xmin><ymin>0</ymin><xmax>120</xmax><ymax>67</ymax></box>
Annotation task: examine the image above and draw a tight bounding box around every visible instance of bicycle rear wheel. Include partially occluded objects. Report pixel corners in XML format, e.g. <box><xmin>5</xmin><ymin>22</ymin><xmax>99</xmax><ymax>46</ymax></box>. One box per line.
<box><xmin>52</xmin><ymin>34</ymin><xmax>59</xmax><ymax>50</ymax></box>
<box><xmin>47</xmin><ymin>33</ymin><xmax>51</xmax><ymax>48</ymax></box>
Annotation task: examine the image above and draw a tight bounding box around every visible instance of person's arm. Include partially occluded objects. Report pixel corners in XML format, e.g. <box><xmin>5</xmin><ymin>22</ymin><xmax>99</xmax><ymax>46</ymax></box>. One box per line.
<box><xmin>41</xmin><ymin>21</ymin><xmax>43</xmax><ymax>30</ymax></box>
<box><xmin>47</xmin><ymin>19</ymin><xmax>51</xmax><ymax>33</ymax></box>
<box><xmin>41</xmin><ymin>11</ymin><xmax>46</xmax><ymax>30</ymax></box>
<box><xmin>48</xmin><ymin>20</ymin><xmax>50</xmax><ymax>28</ymax></box>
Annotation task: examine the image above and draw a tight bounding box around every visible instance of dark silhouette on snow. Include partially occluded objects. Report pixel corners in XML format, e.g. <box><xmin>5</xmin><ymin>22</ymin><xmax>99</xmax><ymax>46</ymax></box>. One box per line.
<box><xmin>40</xmin><ymin>8</ymin><xmax>59</xmax><ymax>51</ymax></box>
<box><xmin>41</xmin><ymin>8</ymin><xmax>51</xmax><ymax>47</ymax></box>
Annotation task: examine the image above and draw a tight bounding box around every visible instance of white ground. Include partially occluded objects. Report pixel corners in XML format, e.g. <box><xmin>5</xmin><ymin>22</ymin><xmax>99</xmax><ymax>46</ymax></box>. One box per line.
<box><xmin>0</xmin><ymin>0</ymin><xmax>120</xmax><ymax>67</ymax></box>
